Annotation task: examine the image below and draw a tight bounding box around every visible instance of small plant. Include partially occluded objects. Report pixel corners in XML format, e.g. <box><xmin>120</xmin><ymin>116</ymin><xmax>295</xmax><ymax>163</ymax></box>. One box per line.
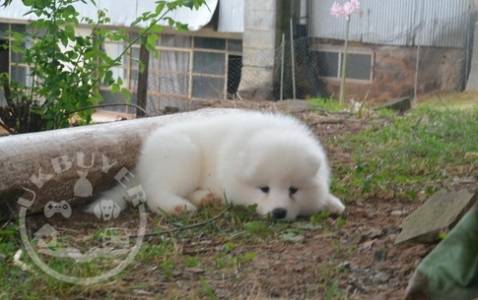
<box><xmin>184</xmin><ymin>256</ymin><xmax>201</xmax><ymax>268</ymax></box>
<box><xmin>0</xmin><ymin>0</ymin><xmax>206</xmax><ymax>133</ymax></box>
<box><xmin>437</xmin><ymin>231</ymin><xmax>448</xmax><ymax>241</ymax></box>
<box><xmin>243</xmin><ymin>221</ymin><xmax>272</xmax><ymax>237</ymax></box>
<box><xmin>222</xmin><ymin>242</ymin><xmax>237</xmax><ymax>253</ymax></box>
<box><xmin>330</xmin><ymin>0</ymin><xmax>361</xmax><ymax>105</ymax></box>
<box><xmin>199</xmin><ymin>280</ymin><xmax>218</xmax><ymax>300</ymax></box>
<box><xmin>310</xmin><ymin>211</ymin><xmax>331</xmax><ymax>225</ymax></box>
<box><xmin>309</xmin><ymin>97</ymin><xmax>347</xmax><ymax>112</ymax></box>
<box><xmin>160</xmin><ymin>258</ymin><xmax>175</xmax><ymax>279</ymax></box>
<box><xmin>332</xmin><ymin>105</ymin><xmax>478</xmax><ymax>202</ymax></box>
<box><xmin>237</xmin><ymin>251</ymin><xmax>257</xmax><ymax>265</ymax></box>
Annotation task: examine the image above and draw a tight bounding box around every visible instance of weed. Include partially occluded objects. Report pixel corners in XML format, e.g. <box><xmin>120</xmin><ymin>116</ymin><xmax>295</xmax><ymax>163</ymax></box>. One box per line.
<box><xmin>332</xmin><ymin>105</ymin><xmax>478</xmax><ymax>202</ymax></box>
<box><xmin>160</xmin><ymin>258</ymin><xmax>175</xmax><ymax>280</ymax></box>
<box><xmin>310</xmin><ymin>211</ymin><xmax>331</xmax><ymax>225</ymax></box>
<box><xmin>309</xmin><ymin>97</ymin><xmax>347</xmax><ymax>112</ymax></box>
<box><xmin>199</xmin><ymin>280</ymin><xmax>218</xmax><ymax>300</ymax></box>
<box><xmin>243</xmin><ymin>221</ymin><xmax>272</xmax><ymax>237</ymax></box>
<box><xmin>184</xmin><ymin>256</ymin><xmax>201</xmax><ymax>268</ymax></box>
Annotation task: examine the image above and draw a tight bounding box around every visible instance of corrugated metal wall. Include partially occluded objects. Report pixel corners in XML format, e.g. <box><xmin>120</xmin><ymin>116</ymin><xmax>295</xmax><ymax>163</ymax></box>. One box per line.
<box><xmin>218</xmin><ymin>0</ymin><xmax>244</xmax><ymax>32</ymax></box>
<box><xmin>310</xmin><ymin>0</ymin><xmax>473</xmax><ymax>48</ymax></box>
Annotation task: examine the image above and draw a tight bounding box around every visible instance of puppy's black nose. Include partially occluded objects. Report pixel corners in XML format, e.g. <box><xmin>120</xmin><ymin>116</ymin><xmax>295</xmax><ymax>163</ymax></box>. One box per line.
<box><xmin>272</xmin><ymin>208</ymin><xmax>287</xmax><ymax>219</ymax></box>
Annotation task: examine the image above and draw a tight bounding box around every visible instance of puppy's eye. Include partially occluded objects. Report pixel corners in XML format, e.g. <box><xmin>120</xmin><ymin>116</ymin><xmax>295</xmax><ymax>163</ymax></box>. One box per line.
<box><xmin>289</xmin><ymin>186</ymin><xmax>299</xmax><ymax>195</ymax></box>
<box><xmin>259</xmin><ymin>186</ymin><xmax>270</xmax><ymax>194</ymax></box>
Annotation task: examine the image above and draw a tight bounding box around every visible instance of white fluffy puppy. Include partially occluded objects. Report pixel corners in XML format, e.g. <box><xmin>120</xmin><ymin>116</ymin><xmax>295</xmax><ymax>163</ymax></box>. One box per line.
<box><xmin>92</xmin><ymin>110</ymin><xmax>345</xmax><ymax>220</ymax></box>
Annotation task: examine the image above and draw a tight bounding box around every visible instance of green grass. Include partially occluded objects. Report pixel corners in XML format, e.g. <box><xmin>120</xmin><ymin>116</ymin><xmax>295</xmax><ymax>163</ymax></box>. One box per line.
<box><xmin>3</xmin><ymin>97</ymin><xmax>477</xmax><ymax>299</ymax></box>
<box><xmin>0</xmin><ymin>204</ymin><xmax>342</xmax><ymax>299</ymax></box>
<box><xmin>332</xmin><ymin>104</ymin><xmax>478</xmax><ymax>202</ymax></box>
<box><xmin>309</xmin><ymin>97</ymin><xmax>347</xmax><ymax>112</ymax></box>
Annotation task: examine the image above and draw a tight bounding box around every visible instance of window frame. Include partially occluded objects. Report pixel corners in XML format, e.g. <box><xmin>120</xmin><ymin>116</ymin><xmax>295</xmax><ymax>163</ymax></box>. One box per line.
<box><xmin>313</xmin><ymin>45</ymin><xmax>374</xmax><ymax>83</ymax></box>
<box><xmin>0</xmin><ymin>23</ymin><xmax>33</xmax><ymax>88</ymax></box>
<box><xmin>152</xmin><ymin>36</ymin><xmax>243</xmax><ymax>101</ymax></box>
<box><xmin>100</xmin><ymin>34</ymin><xmax>243</xmax><ymax>113</ymax></box>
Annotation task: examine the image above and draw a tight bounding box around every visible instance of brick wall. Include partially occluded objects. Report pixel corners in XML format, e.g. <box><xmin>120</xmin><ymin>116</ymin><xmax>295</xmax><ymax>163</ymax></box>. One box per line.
<box><xmin>317</xmin><ymin>42</ymin><xmax>466</xmax><ymax>104</ymax></box>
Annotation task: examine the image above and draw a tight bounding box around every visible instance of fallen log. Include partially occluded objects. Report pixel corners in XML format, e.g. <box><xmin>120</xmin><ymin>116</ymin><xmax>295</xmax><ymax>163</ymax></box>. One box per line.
<box><xmin>0</xmin><ymin>109</ymin><xmax>233</xmax><ymax>219</ymax></box>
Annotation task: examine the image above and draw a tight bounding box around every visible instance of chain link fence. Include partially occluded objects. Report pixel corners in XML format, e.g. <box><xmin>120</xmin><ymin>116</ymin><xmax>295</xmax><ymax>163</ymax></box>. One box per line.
<box><xmin>0</xmin><ymin>10</ymin><xmax>475</xmax><ymax>115</ymax></box>
<box><xmin>141</xmin><ymin>11</ymin><xmax>474</xmax><ymax>114</ymax></box>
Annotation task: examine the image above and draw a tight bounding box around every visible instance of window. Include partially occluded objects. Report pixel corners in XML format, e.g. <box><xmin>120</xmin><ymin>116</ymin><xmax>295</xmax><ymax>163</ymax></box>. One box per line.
<box><xmin>149</xmin><ymin>37</ymin><xmax>242</xmax><ymax>103</ymax></box>
<box><xmin>149</xmin><ymin>49</ymin><xmax>190</xmax><ymax>98</ymax></box>
<box><xmin>192</xmin><ymin>51</ymin><xmax>226</xmax><ymax>99</ymax></box>
<box><xmin>104</xmin><ymin>42</ymin><xmax>126</xmax><ymax>84</ymax></box>
<box><xmin>192</xmin><ymin>77</ymin><xmax>224</xmax><ymax>99</ymax></box>
<box><xmin>194</xmin><ymin>37</ymin><xmax>226</xmax><ymax>50</ymax></box>
<box><xmin>158</xmin><ymin>34</ymin><xmax>192</xmax><ymax>48</ymax></box>
<box><xmin>122</xmin><ymin>45</ymin><xmax>140</xmax><ymax>91</ymax></box>
<box><xmin>193</xmin><ymin>52</ymin><xmax>225</xmax><ymax>75</ymax></box>
<box><xmin>317</xmin><ymin>51</ymin><xmax>339</xmax><ymax>78</ymax></box>
<box><xmin>315</xmin><ymin>48</ymin><xmax>373</xmax><ymax>81</ymax></box>
<box><xmin>345</xmin><ymin>53</ymin><xmax>373</xmax><ymax>80</ymax></box>
<box><xmin>99</xmin><ymin>42</ymin><xmax>139</xmax><ymax>113</ymax></box>
<box><xmin>101</xmin><ymin>35</ymin><xmax>243</xmax><ymax>112</ymax></box>
<box><xmin>0</xmin><ymin>23</ymin><xmax>32</xmax><ymax>89</ymax></box>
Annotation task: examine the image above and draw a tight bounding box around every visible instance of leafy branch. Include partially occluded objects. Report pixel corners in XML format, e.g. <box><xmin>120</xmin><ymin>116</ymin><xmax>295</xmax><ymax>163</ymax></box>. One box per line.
<box><xmin>0</xmin><ymin>0</ymin><xmax>207</xmax><ymax>133</ymax></box>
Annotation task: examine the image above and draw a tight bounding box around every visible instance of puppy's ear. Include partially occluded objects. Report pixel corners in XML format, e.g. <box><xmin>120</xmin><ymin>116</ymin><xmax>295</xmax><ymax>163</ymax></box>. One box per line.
<box><xmin>304</xmin><ymin>155</ymin><xmax>320</xmax><ymax>177</ymax></box>
<box><xmin>238</xmin><ymin>150</ymin><xmax>259</xmax><ymax>180</ymax></box>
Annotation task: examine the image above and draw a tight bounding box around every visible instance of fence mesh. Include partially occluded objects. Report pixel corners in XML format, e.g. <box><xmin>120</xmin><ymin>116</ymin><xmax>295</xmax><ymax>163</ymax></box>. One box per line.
<box><xmin>0</xmin><ymin>10</ymin><xmax>475</xmax><ymax>116</ymax></box>
<box><xmin>140</xmin><ymin>11</ymin><xmax>474</xmax><ymax>115</ymax></box>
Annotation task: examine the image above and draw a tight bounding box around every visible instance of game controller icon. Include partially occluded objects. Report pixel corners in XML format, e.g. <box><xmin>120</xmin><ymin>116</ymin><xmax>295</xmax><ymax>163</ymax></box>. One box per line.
<box><xmin>44</xmin><ymin>201</ymin><xmax>72</xmax><ymax>218</ymax></box>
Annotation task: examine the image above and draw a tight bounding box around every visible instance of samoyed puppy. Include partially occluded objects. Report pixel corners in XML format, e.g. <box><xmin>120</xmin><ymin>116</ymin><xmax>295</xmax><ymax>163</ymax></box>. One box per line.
<box><xmin>90</xmin><ymin>110</ymin><xmax>345</xmax><ymax>220</ymax></box>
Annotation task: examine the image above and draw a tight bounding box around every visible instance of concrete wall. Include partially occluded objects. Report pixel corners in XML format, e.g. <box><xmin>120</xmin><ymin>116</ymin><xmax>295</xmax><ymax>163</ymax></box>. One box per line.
<box><xmin>238</xmin><ymin>0</ymin><xmax>280</xmax><ymax>100</ymax></box>
<box><xmin>316</xmin><ymin>40</ymin><xmax>466</xmax><ymax>104</ymax></box>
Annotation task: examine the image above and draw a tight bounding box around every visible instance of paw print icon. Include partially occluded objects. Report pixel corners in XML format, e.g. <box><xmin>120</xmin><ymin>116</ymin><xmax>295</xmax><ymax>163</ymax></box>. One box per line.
<box><xmin>93</xmin><ymin>200</ymin><xmax>121</xmax><ymax>221</ymax></box>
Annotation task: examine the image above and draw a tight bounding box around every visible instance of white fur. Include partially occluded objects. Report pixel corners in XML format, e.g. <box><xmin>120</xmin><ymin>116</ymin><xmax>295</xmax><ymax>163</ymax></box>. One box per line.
<box><xmin>89</xmin><ymin>110</ymin><xmax>345</xmax><ymax>220</ymax></box>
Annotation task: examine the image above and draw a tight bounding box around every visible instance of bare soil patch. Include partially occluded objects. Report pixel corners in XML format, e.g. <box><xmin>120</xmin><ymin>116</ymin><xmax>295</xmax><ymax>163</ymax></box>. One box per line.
<box><xmin>9</xmin><ymin>100</ymin><xmax>441</xmax><ymax>299</ymax></box>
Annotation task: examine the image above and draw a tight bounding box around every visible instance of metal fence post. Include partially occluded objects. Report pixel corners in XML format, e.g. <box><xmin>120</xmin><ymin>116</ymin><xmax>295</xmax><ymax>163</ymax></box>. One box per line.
<box><xmin>290</xmin><ymin>18</ymin><xmax>297</xmax><ymax>100</ymax></box>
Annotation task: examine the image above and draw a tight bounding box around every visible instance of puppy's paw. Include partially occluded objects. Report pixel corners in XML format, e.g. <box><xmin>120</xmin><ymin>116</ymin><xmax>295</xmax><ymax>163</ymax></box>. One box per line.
<box><xmin>173</xmin><ymin>202</ymin><xmax>197</xmax><ymax>215</ymax></box>
<box><xmin>188</xmin><ymin>190</ymin><xmax>222</xmax><ymax>207</ymax></box>
<box><xmin>324</xmin><ymin>195</ymin><xmax>346</xmax><ymax>215</ymax></box>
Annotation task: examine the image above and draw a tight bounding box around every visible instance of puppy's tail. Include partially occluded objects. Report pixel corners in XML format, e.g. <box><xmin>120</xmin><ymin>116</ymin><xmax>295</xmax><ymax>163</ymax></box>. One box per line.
<box><xmin>84</xmin><ymin>185</ymin><xmax>128</xmax><ymax>214</ymax></box>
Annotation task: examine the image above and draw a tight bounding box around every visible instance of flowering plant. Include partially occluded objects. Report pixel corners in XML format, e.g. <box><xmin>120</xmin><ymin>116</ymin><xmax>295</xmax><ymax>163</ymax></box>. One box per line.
<box><xmin>331</xmin><ymin>0</ymin><xmax>360</xmax><ymax>19</ymax></box>
<box><xmin>330</xmin><ymin>0</ymin><xmax>361</xmax><ymax>104</ymax></box>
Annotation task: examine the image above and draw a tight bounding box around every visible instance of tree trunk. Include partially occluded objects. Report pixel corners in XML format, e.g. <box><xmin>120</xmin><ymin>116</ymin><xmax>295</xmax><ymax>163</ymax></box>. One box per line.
<box><xmin>136</xmin><ymin>44</ymin><xmax>150</xmax><ymax>117</ymax></box>
<box><xmin>0</xmin><ymin>109</ymin><xmax>232</xmax><ymax>219</ymax></box>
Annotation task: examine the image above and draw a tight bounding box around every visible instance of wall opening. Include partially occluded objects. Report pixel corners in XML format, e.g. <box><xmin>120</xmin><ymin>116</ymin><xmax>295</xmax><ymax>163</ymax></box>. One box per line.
<box><xmin>227</xmin><ymin>54</ymin><xmax>242</xmax><ymax>98</ymax></box>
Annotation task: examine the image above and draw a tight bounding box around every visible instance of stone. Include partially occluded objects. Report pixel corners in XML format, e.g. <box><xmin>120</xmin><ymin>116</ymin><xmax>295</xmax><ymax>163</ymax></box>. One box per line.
<box><xmin>185</xmin><ymin>267</ymin><xmax>205</xmax><ymax>275</ymax></box>
<box><xmin>374</xmin><ymin>249</ymin><xmax>388</xmax><ymax>262</ymax></box>
<box><xmin>373</xmin><ymin>271</ymin><xmax>392</xmax><ymax>284</ymax></box>
<box><xmin>275</xmin><ymin>100</ymin><xmax>312</xmax><ymax>113</ymax></box>
<box><xmin>363</xmin><ymin>228</ymin><xmax>384</xmax><ymax>239</ymax></box>
<box><xmin>391</xmin><ymin>210</ymin><xmax>406</xmax><ymax>217</ymax></box>
<box><xmin>338</xmin><ymin>261</ymin><xmax>351</xmax><ymax>271</ymax></box>
<box><xmin>396</xmin><ymin>190</ymin><xmax>478</xmax><ymax>244</ymax></box>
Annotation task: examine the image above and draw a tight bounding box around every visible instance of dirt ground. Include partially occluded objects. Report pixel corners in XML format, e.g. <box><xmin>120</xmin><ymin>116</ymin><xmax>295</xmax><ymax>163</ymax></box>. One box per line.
<box><xmin>201</xmin><ymin>101</ymin><xmax>433</xmax><ymax>299</ymax></box>
<box><xmin>16</xmin><ymin>100</ymin><xmax>439</xmax><ymax>299</ymax></box>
